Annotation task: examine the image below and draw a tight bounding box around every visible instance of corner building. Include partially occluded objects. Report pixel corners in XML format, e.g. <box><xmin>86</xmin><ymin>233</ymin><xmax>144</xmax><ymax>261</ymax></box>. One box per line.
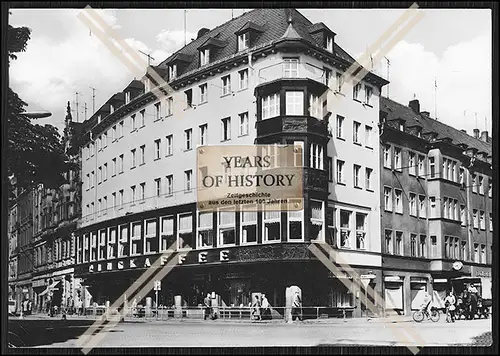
<box><xmin>74</xmin><ymin>8</ymin><xmax>387</xmax><ymax>317</ymax></box>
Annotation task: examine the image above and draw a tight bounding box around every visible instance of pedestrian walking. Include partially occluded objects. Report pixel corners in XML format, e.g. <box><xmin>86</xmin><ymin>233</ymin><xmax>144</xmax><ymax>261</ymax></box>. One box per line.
<box><xmin>203</xmin><ymin>293</ymin><xmax>212</xmax><ymax>320</ymax></box>
<box><xmin>291</xmin><ymin>291</ymin><xmax>302</xmax><ymax>321</ymax></box>
<box><xmin>444</xmin><ymin>290</ymin><xmax>456</xmax><ymax>323</ymax></box>
<box><xmin>251</xmin><ymin>295</ymin><xmax>261</xmax><ymax>321</ymax></box>
<box><xmin>261</xmin><ymin>294</ymin><xmax>271</xmax><ymax>320</ymax></box>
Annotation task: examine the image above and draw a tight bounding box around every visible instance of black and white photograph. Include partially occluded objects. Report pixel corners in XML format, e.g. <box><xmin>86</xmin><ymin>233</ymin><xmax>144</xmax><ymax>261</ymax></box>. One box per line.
<box><xmin>5</xmin><ymin>3</ymin><xmax>495</xmax><ymax>351</ymax></box>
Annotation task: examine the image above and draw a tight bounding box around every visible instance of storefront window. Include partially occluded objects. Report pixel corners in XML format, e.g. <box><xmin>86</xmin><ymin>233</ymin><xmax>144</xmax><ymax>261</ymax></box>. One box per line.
<box><xmin>198</xmin><ymin>212</ymin><xmax>214</xmax><ymax>248</ymax></box>
<box><xmin>330</xmin><ymin>282</ymin><xmax>354</xmax><ymax>307</ymax></box>
<box><xmin>160</xmin><ymin>216</ymin><xmax>175</xmax><ymax>251</ymax></box>
<box><xmin>178</xmin><ymin>213</ymin><xmax>193</xmax><ymax>249</ymax></box>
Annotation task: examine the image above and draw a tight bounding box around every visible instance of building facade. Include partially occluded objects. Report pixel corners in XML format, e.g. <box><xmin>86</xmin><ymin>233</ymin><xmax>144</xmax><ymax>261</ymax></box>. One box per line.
<box><xmin>73</xmin><ymin>8</ymin><xmax>387</xmax><ymax>317</ymax></box>
<box><xmin>379</xmin><ymin>97</ymin><xmax>493</xmax><ymax>316</ymax></box>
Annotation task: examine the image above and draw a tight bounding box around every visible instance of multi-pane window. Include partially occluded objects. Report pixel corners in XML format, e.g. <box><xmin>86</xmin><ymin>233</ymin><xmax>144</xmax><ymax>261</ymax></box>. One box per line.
<box><xmin>355</xmin><ymin>213</ymin><xmax>366</xmax><ymax>249</ymax></box>
<box><xmin>336</xmin><ymin>160</ymin><xmax>345</xmax><ymax>184</ymax></box>
<box><xmin>429</xmin><ymin>157</ymin><xmax>436</xmax><ymax>178</ymax></box>
<box><xmin>241</xmin><ymin>210</ymin><xmax>257</xmax><ymax>244</ymax></box>
<box><xmin>238</xmin><ymin>32</ymin><xmax>249</xmax><ymax>51</ymax></box>
<box><xmin>474</xmin><ymin>243</ymin><xmax>479</xmax><ymax>263</ymax></box>
<box><xmin>166</xmin><ymin>135</ymin><xmax>173</xmax><ymax>156</ymax></box>
<box><xmin>200</xmin><ymin>124</ymin><xmax>208</xmax><ymax>145</ymax></box>
<box><xmin>383</xmin><ymin>144</ymin><xmax>391</xmax><ymax>168</ymax></box>
<box><xmin>140</xmin><ymin>182</ymin><xmax>145</xmax><ymax>201</ymax></box>
<box><xmin>107</xmin><ymin>227</ymin><xmax>117</xmax><ymax>259</ymax></box>
<box><xmin>98</xmin><ymin>230</ymin><xmax>106</xmax><ymax>260</ymax></box>
<box><xmin>219</xmin><ymin>209</ymin><xmax>236</xmax><ymax>245</ymax></box>
<box><xmin>323</xmin><ymin>67</ymin><xmax>332</xmax><ymax>86</ymax></box>
<box><xmin>479</xmin><ymin>176</ymin><xmax>484</xmax><ymax>194</ymax></box>
<box><xmin>118</xmin><ymin>224</ymin><xmax>128</xmax><ymax>257</ymax></box>
<box><xmin>144</xmin><ymin>219</ymin><xmax>156</xmax><ymax>254</ymax></box>
<box><xmin>473</xmin><ymin>209</ymin><xmax>479</xmax><ymax>228</ymax></box>
<box><xmin>140</xmin><ymin>145</ymin><xmax>145</xmax><ymax>165</ymax></box>
<box><xmin>154</xmin><ymin>139</ymin><xmax>161</xmax><ymax>159</ymax></box>
<box><xmin>309</xmin><ymin>94</ymin><xmax>322</xmax><ymax>119</ymax></box>
<box><xmin>263</xmin><ymin>208</ymin><xmax>281</xmax><ymax>242</ymax></box>
<box><xmin>394</xmin><ymin>147</ymin><xmax>402</xmax><ymax>171</ymax></box>
<box><xmin>238</xmin><ymin>69</ymin><xmax>248</xmax><ymax>90</ymax></box>
<box><xmin>166</xmin><ymin>175</ymin><xmax>173</xmax><ymax>196</ymax></box>
<box><xmin>160</xmin><ymin>216</ymin><xmax>175</xmax><ymax>251</ymax></box>
<box><xmin>185</xmin><ymin>129</ymin><xmax>192</xmax><ymax>150</ymax></box>
<box><xmin>326</xmin><ymin>36</ymin><xmax>334</xmax><ymax>52</ymax></box>
<box><xmin>168</xmin><ymin>64</ymin><xmax>177</xmax><ymax>80</ymax></box>
<box><xmin>480</xmin><ymin>245</ymin><xmax>486</xmax><ymax>264</ymax></box>
<box><xmin>198</xmin><ymin>212</ymin><xmax>214</xmax><ymax>248</ymax></box>
<box><xmin>221</xmin><ymin>117</ymin><xmax>231</xmax><ymax>141</ymax></box>
<box><xmin>340</xmin><ymin>210</ymin><xmax>351</xmax><ymax>248</ymax></box>
<box><xmin>166</xmin><ymin>97</ymin><xmax>173</xmax><ymax>116</ymax></box>
<box><xmin>443</xmin><ymin>197</ymin><xmax>449</xmax><ymax>219</ymax></box>
<box><xmin>131</xmin><ymin>149</ymin><xmax>136</xmax><ymax>168</ymax></box>
<box><xmin>178</xmin><ymin>213</ymin><xmax>193</xmax><ymax>249</ymax></box>
<box><xmin>283</xmin><ymin>58</ymin><xmax>299</xmax><ymax>78</ymax></box>
<box><xmin>353</xmin><ymin>82</ymin><xmax>361</xmax><ymax>100</ymax></box>
<box><xmin>199</xmin><ymin>84</ymin><xmax>208</xmax><ymax>103</ymax></box>
<box><xmin>184</xmin><ymin>89</ymin><xmax>193</xmax><ymax>108</ymax></box>
<box><xmin>480</xmin><ymin>211</ymin><xmax>485</xmax><ymax>229</ymax></box>
<box><xmin>409</xmin><ymin>193</ymin><xmax>417</xmax><ymax>216</ymax></box>
<box><xmin>130</xmin><ymin>222</ymin><xmax>142</xmax><ymax>256</ymax></box>
<box><xmin>365</xmin><ymin>168</ymin><xmax>373</xmax><ymax>190</ymax></box>
<box><xmin>353</xmin><ymin>121</ymin><xmax>361</xmax><ymax>144</ymax></box>
<box><xmin>119</xmin><ymin>154</ymin><xmax>124</xmax><ymax>173</ymax></box>
<box><xmin>130</xmin><ymin>185</ymin><xmax>136</xmax><ymax>204</ymax></box>
<box><xmin>418</xmin><ymin>195</ymin><xmax>426</xmax><ymax>218</ymax></box>
<box><xmin>395</xmin><ymin>231</ymin><xmax>403</xmax><ymax>255</ymax></box>
<box><xmin>310</xmin><ymin>200</ymin><xmax>324</xmax><ymax>241</ymax></box>
<box><xmin>364</xmin><ymin>85</ymin><xmax>373</xmax><ymax>105</ymax></box>
<box><xmin>353</xmin><ymin>165</ymin><xmax>361</xmax><ymax>188</ymax></box>
<box><xmin>286</xmin><ymin>91</ymin><xmax>304</xmax><ymax>115</ymax></box>
<box><xmin>365</xmin><ymin>126</ymin><xmax>372</xmax><ymax>147</ymax></box>
<box><xmin>221</xmin><ymin>75</ymin><xmax>231</xmax><ymax>96</ymax></box>
<box><xmin>200</xmin><ymin>48</ymin><xmax>210</xmax><ymax>66</ymax></box>
<box><xmin>336</xmin><ymin>115</ymin><xmax>344</xmax><ymax>139</ymax></box>
<box><xmin>460</xmin><ymin>205</ymin><xmax>466</xmax><ymax>226</ymax></box>
<box><xmin>239</xmin><ymin>112</ymin><xmax>249</xmax><ymax>136</ymax></box>
<box><xmin>394</xmin><ymin>189</ymin><xmax>403</xmax><ymax>213</ymax></box>
<box><xmin>409</xmin><ymin>152</ymin><xmax>416</xmax><ymax>175</ymax></box>
<box><xmin>430</xmin><ymin>236</ymin><xmax>438</xmax><ymax>258</ymax></box>
<box><xmin>185</xmin><ymin>170</ymin><xmax>192</xmax><ymax>192</ymax></box>
<box><xmin>385</xmin><ymin>230</ymin><xmax>393</xmax><ymax>254</ymax></box>
<box><xmin>310</xmin><ymin>143</ymin><xmax>323</xmax><ymax>170</ymax></box>
<box><xmin>262</xmin><ymin>93</ymin><xmax>280</xmax><ymax>119</ymax></box>
<box><xmin>418</xmin><ymin>155</ymin><xmax>425</xmax><ymax>177</ymax></box>
<box><xmin>472</xmin><ymin>174</ymin><xmax>478</xmax><ymax>193</ymax></box>
<box><xmin>429</xmin><ymin>196</ymin><xmax>436</xmax><ymax>217</ymax></box>
<box><xmin>336</xmin><ymin>72</ymin><xmax>344</xmax><ymax>92</ymax></box>
<box><xmin>410</xmin><ymin>234</ymin><xmax>417</xmax><ymax>257</ymax></box>
<box><xmin>419</xmin><ymin>235</ymin><xmax>427</xmax><ymax>258</ymax></box>
<box><xmin>140</xmin><ymin>110</ymin><xmax>145</xmax><ymax>127</ymax></box>
<box><xmin>384</xmin><ymin>187</ymin><xmax>392</xmax><ymax>211</ymax></box>
<box><xmin>288</xmin><ymin>209</ymin><xmax>303</xmax><ymax>241</ymax></box>
<box><xmin>154</xmin><ymin>102</ymin><xmax>161</xmax><ymax>120</ymax></box>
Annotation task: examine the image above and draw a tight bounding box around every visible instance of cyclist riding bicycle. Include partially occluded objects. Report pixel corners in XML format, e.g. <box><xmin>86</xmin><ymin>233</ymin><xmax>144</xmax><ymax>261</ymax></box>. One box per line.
<box><xmin>421</xmin><ymin>292</ymin><xmax>433</xmax><ymax>315</ymax></box>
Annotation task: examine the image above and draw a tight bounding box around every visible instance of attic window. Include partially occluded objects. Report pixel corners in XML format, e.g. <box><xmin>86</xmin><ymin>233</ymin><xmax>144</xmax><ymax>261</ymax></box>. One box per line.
<box><xmin>97</xmin><ymin>115</ymin><xmax>102</xmax><ymax>124</ymax></box>
<box><xmin>110</xmin><ymin>105</ymin><xmax>114</xmax><ymax>114</ymax></box>
<box><xmin>326</xmin><ymin>36</ymin><xmax>333</xmax><ymax>53</ymax></box>
<box><xmin>398</xmin><ymin>122</ymin><xmax>404</xmax><ymax>132</ymax></box>
<box><xmin>125</xmin><ymin>92</ymin><xmax>131</xmax><ymax>104</ymax></box>
<box><xmin>169</xmin><ymin>64</ymin><xmax>177</xmax><ymax>81</ymax></box>
<box><xmin>144</xmin><ymin>78</ymin><xmax>151</xmax><ymax>92</ymax></box>
<box><xmin>200</xmin><ymin>48</ymin><xmax>210</xmax><ymax>66</ymax></box>
<box><xmin>238</xmin><ymin>32</ymin><xmax>249</xmax><ymax>51</ymax></box>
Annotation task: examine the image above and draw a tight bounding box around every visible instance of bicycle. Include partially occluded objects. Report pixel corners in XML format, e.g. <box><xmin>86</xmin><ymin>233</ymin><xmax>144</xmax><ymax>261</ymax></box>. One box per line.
<box><xmin>412</xmin><ymin>306</ymin><xmax>440</xmax><ymax>322</ymax></box>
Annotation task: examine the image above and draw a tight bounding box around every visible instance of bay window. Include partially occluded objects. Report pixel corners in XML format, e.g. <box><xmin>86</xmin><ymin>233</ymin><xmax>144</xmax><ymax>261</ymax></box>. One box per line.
<box><xmin>309</xmin><ymin>94</ymin><xmax>322</xmax><ymax>119</ymax></box>
<box><xmin>310</xmin><ymin>200</ymin><xmax>324</xmax><ymax>241</ymax></box>
<box><xmin>309</xmin><ymin>143</ymin><xmax>323</xmax><ymax>169</ymax></box>
<box><xmin>283</xmin><ymin>58</ymin><xmax>299</xmax><ymax>78</ymax></box>
<box><xmin>262</xmin><ymin>93</ymin><xmax>280</xmax><ymax>120</ymax></box>
<box><xmin>286</xmin><ymin>91</ymin><xmax>304</xmax><ymax>115</ymax></box>
<box><xmin>288</xmin><ymin>209</ymin><xmax>303</xmax><ymax>241</ymax></box>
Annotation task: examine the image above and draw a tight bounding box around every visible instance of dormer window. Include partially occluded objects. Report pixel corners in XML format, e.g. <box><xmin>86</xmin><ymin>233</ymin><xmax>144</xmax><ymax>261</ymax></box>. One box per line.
<box><xmin>168</xmin><ymin>64</ymin><xmax>177</xmax><ymax>81</ymax></box>
<box><xmin>110</xmin><ymin>105</ymin><xmax>114</xmax><ymax>113</ymax></box>
<box><xmin>97</xmin><ymin>115</ymin><xmax>101</xmax><ymax>124</ymax></box>
<box><xmin>184</xmin><ymin>89</ymin><xmax>193</xmax><ymax>108</ymax></box>
<box><xmin>238</xmin><ymin>32</ymin><xmax>249</xmax><ymax>51</ymax></box>
<box><xmin>200</xmin><ymin>48</ymin><xmax>210</xmax><ymax>66</ymax></box>
<box><xmin>125</xmin><ymin>92</ymin><xmax>131</xmax><ymax>104</ymax></box>
<box><xmin>144</xmin><ymin>78</ymin><xmax>151</xmax><ymax>92</ymax></box>
<box><xmin>326</xmin><ymin>36</ymin><xmax>334</xmax><ymax>53</ymax></box>
<box><xmin>399</xmin><ymin>122</ymin><xmax>405</xmax><ymax>132</ymax></box>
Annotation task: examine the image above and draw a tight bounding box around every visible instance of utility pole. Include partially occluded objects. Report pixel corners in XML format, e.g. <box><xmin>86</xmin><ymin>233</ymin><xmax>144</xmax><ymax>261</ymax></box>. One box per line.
<box><xmin>89</xmin><ymin>86</ymin><xmax>96</xmax><ymax>115</ymax></box>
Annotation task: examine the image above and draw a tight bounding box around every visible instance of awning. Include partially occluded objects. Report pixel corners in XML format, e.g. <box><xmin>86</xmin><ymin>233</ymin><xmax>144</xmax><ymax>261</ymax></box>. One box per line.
<box><xmin>38</xmin><ymin>280</ymin><xmax>61</xmax><ymax>297</ymax></box>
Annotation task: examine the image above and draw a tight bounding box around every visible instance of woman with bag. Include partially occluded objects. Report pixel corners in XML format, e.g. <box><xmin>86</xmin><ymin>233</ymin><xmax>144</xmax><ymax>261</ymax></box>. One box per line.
<box><xmin>444</xmin><ymin>290</ymin><xmax>456</xmax><ymax>323</ymax></box>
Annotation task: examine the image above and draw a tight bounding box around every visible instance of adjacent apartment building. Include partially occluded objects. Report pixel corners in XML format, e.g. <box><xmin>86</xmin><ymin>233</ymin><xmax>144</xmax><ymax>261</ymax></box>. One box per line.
<box><xmin>379</xmin><ymin>97</ymin><xmax>493</xmax><ymax>316</ymax></box>
<box><xmin>73</xmin><ymin>8</ymin><xmax>388</xmax><ymax>317</ymax></box>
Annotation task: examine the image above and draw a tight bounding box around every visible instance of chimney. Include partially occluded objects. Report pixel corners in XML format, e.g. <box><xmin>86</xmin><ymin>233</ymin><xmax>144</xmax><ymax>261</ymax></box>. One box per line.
<box><xmin>421</xmin><ymin>111</ymin><xmax>430</xmax><ymax>118</ymax></box>
<box><xmin>409</xmin><ymin>99</ymin><xmax>420</xmax><ymax>113</ymax></box>
<box><xmin>460</xmin><ymin>129</ymin><xmax>467</xmax><ymax>134</ymax></box>
<box><xmin>473</xmin><ymin>129</ymin><xmax>480</xmax><ymax>139</ymax></box>
<box><xmin>480</xmin><ymin>131</ymin><xmax>489</xmax><ymax>142</ymax></box>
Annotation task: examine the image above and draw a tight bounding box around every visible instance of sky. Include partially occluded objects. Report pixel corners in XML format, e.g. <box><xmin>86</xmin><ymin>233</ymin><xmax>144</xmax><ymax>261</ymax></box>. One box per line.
<box><xmin>9</xmin><ymin>7</ymin><xmax>492</xmax><ymax>137</ymax></box>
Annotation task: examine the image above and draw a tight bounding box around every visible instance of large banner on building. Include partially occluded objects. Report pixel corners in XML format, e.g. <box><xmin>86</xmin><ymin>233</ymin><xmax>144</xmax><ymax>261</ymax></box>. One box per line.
<box><xmin>197</xmin><ymin>145</ymin><xmax>303</xmax><ymax>212</ymax></box>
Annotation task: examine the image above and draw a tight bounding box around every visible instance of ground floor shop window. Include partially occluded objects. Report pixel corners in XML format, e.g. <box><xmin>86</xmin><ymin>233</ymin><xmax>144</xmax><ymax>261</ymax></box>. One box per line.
<box><xmin>410</xmin><ymin>281</ymin><xmax>427</xmax><ymax>310</ymax></box>
<box><xmin>178</xmin><ymin>213</ymin><xmax>193</xmax><ymax>249</ymax></box>
<box><xmin>223</xmin><ymin>279</ymin><xmax>251</xmax><ymax>307</ymax></box>
<box><xmin>160</xmin><ymin>216</ymin><xmax>175</xmax><ymax>251</ymax></box>
<box><xmin>330</xmin><ymin>282</ymin><xmax>354</xmax><ymax>308</ymax></box>
<box><xmin>384</xmin><ymin>282</ymin><xmax>404</xmax><ymax>310</ymax></box>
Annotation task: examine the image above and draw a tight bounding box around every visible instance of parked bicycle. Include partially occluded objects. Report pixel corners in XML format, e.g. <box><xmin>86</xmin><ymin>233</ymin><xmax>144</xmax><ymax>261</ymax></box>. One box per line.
<box><xmin>412</xmin><ymin>306</ymin><xmax>440</xmax><ymax>323</ymax></box>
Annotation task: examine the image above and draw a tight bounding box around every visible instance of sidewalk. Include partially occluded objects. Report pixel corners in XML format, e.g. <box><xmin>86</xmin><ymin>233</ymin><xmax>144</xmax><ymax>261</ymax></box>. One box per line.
<box><xmin>16</xmin><ymin>313</ymin><xmax>414</xmax><ymax>324</ymax></box>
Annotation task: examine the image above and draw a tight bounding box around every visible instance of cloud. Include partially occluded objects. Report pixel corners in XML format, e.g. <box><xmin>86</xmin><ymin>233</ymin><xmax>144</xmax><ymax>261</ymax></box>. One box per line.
<box><xmin>380</xmin><ymin>35</ymin><xmax>492</xmax><ymax>135</ymax></box>
<box><xmin>156</xmin><ymin>29</ymin><xmax>196</xmax><ymax>53</ymax></box>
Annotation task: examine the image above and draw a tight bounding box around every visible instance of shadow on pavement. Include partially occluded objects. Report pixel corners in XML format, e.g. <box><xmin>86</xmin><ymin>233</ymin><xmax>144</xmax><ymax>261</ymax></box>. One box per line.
<box><xmin>8</xmin><ymin>318</ymin><xmax>118</xmax><ymax>347</ymax></box>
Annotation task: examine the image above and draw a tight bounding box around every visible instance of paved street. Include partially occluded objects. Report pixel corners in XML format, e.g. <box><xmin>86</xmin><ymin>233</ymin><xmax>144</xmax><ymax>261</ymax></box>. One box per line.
<box><xmin>10</xmin><ymin>316</ymin><xmax>492</xmax><ymax>348</ymax></box>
